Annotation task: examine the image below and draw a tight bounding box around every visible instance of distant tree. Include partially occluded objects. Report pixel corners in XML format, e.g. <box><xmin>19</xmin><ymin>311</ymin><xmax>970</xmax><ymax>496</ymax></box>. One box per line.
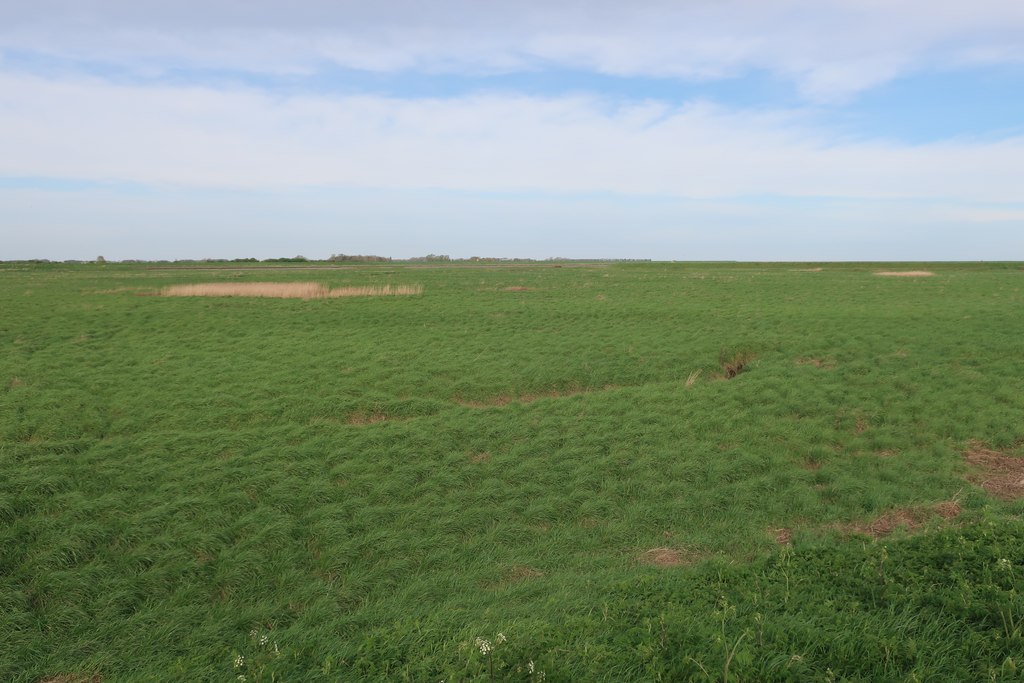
<box><xmin>95</xmin><ymin>256</ymin><xmax>106</xmax><ymax>264</ymax></box>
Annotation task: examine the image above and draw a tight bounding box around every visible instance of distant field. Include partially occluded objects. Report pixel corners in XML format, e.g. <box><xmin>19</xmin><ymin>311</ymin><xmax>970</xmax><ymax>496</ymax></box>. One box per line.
<box><xmin>2</xmin><ymin>261</ymin><xmax>1023</xmax><ymax>681</ymax></box>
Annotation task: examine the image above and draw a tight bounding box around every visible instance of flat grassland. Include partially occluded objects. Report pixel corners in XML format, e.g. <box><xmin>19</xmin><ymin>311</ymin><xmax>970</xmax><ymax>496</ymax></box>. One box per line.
<box><xmin>2</xmin><ymin>261</ymin><xmax>1023</xmax><ymax>681</ymax></box>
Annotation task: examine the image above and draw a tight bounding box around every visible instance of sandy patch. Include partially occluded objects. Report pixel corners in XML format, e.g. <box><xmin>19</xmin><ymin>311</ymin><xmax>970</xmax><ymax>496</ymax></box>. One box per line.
<box><xmin>874</xmin><ymin>271</ymin><xmax>935</xmax><ymax>277</ymax></box>
<box><xmin>501</xmin><ymin>285</ymin><xmax>534</xmax><ymax>292</ymax></box>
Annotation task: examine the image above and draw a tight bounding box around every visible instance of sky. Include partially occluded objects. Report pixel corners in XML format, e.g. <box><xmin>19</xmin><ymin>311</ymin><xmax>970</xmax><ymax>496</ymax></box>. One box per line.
<box><xmin>2</xmin><ymin>1</ymin><xmax>1023</xmax><ymax>261</ymax></box>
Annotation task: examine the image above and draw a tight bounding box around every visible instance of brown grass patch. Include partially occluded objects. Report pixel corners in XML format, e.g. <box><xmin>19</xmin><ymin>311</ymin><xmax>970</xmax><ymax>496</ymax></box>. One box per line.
<box><xmin>160</xmin><ymin>282</ymin><xmax>422</xmax><ymax>299</ymax></box>
<box><xmin>469</xmin><ymin>452</ymin><xmax>491</xmax><ymax>464</ymax></box>
<box><xmin>684</xmin><ymin>369</ymin><xmax>703</xmax><ymax>387</ymax></box>
<box><xmin>795</xmin><ymin>357</ymin><xmax>835</xmax><ymax>369</ymax></box>
<box><xmin>964</xmin><ymin>442</ymin><xmax>1024</xmax><ymax>500</ymax></box>
<box><xmin>505</xmin><ymin>565</ymin><xmax>545</xmax><ymax>582</ymax></box>
<box><xmin>839</xmin><ymin>502</ymin><xmax>961</xmax><ymax>539</ymax></box>
<box><xmin>792</xmin><ymin>267</ymin><xmax>824</xmax><ymax>272</ymax></box>
<box><xmin>8</xmin><ymin>376</ymin><xmax>23</xmax><ymax>389</ymax></box>
<box><xmin>772</xmin><ymin>528</ymin><xmax>793</xmax><ymax>545</ymax></box>
<box><xmin>874</xmin><ymin>271</ymin><xmax>935</xmax><ymax>277</ymax></box>
<box><xmin>854</xmin><ymin>417</ymin><xmax>869</xmax><ymax>434</ymax></box>
<box><xmin>457</xmin><ymin>385</ymin><xmax>614</xmax><ymax>408</ymax></box>
<box><xmin>638</xmin><ymin>547</ymin><xmax>692</xmax><ymax>567</ymax></box>
<box><xmin>346</xmin><ymin>411</ymin><xmax>390</xmax><ymax>425</ymax></box>
<box><xmin>501</xmin><ymin>285</ymin><xmax>534</xmax><ymax>292</ymax></box>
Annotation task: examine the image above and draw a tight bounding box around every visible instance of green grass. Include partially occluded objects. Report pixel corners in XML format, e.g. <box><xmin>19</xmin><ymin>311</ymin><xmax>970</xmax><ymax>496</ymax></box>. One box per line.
<box><xmin>2</xmin><ymin>261</ymin><xmax>1023</xmax><ymax>681</ymax></box>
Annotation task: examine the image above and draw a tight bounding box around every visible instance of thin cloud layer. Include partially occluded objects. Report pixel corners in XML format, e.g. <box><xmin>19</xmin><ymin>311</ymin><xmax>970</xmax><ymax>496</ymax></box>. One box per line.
<box><xmin>3</xmin><ymin>1</ymin><xmax>1024</xmax><ymax>99</ymax></box>
<box><xmin>2</xmin><ymin>72</ymin><xmax>1023</xmax><ymax>204</ymax></box>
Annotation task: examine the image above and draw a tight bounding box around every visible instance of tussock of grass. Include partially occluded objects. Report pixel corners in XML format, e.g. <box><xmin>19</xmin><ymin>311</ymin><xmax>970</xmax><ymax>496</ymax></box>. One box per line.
<box><xmin>718</xmin><ymin>348</ymin><xmax>756</xmax><ymax>379</ymax></box>
<box><xmin>160</xmin><ymin>282</ymin><xmax>423</xmax><ymax>298</ymax></box>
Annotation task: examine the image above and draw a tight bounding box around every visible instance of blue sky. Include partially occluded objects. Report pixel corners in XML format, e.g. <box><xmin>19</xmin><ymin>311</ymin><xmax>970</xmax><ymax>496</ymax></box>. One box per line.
<box><xmin>2</xmin><ymin>1</ymin><xmax>1023</xmax><ymax>260</ymax></box>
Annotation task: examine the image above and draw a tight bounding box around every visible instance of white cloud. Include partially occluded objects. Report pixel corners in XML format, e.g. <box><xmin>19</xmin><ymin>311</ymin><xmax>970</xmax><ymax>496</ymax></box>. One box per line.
<box><xmin>2</xmin><ymin>72</ymin><xmax>1023</xmax><ymax>204</ymax></box>
<box><xmin>2</xmin><ymin>1</ymin><xmax>1024</xmax><ymax>99</ymax></box>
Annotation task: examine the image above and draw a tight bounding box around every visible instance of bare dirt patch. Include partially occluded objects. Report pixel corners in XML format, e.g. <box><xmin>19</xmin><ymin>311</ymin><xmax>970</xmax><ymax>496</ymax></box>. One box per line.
<box><xmin>839</xmin><ymin>502</ymin><xmax>961</xmax><ymax>539</ymax></box>
<box><xmin>874</xmin><ymin>271</ymin><xmax>935</xmax><ymax>277</ymax></box>
<box><xmin>964</xmin><ymin>442</ymin><xmax>1024</xmax><ymax>500</ymax></box>
<box><xmin>160</xmin><ymin>282</ymin><xmax>422</xmax><ymax>299</ymax></box>
<box><xmin>792</xmin><ymin>267</ymin><xmax>824</xmax><ymax>272</ymax></box>
<box><xmin>639</xmin><ymin>547</ymin><xmax>695</xmax><ymax>567</ymax></box>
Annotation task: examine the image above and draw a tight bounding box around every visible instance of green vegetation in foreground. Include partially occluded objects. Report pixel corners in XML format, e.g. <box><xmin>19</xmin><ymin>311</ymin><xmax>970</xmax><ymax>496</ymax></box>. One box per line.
<box><xmin>1</xmin><ymin>261</ymin><xmax>1023</xmax><ymax>681</ymax></box>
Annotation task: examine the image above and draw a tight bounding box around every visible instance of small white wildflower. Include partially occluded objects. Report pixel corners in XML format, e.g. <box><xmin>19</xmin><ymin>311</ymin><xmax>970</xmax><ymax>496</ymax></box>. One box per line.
<box><xmin>259</xmin><ymin>634</ymin><xmax>269</xmax><ymax>646</ymax></box>
<box><xmin>274</xmin><ymin>641</ymin><xmax>280</xmax><ymax>655</ymax></box>
<box><xmin>475</xmin><ymin>637</ymin><xmax>492</xmax><ymax>655</ymax></box>
<box><xmin>496</xmin><ymin>632</ymin><xmax>507</xmax><ymax>645</ymax></box>
<box><xmin>998</xmin><ymin>558</ymin><xmax>1013</xmax><ymax>571</ymax></box>
<box><xmin>237</xmin><ymin>676</ymin><xmax>246</xmax><ymax>683</ymax></box>
<box><xmin>527</xmin><ymin>661</ymin><xmax>535</xmax><ymax>674</ymax></box>
<box><xmin>249</xmin><ymin>628</ymin><xmax>258</xmax><ymax>638</ymax></box>
<box><xmin>234</xmin><ymin>654</ymin><xmax>245</xmax><ymax>668</ymax></box>
<box><xmin>537</xmin><ymin>672</ymin><xmax>545</xmax><ymax>681</ymax></box>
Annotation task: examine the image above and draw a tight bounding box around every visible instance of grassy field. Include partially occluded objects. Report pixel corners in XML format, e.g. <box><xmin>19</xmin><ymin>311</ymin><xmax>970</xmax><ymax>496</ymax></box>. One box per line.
<box><xmin>2</xmin><ymin>261</ymin><xmax>1023</xmax><ymax>681</ymax></box>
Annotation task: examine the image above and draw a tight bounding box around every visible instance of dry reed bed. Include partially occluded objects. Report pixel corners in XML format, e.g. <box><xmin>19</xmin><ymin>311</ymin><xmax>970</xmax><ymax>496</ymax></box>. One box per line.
<box><xmin>160</xmin><ymin>282</ymin><xmax>423</xmax><ymax>299</ymax></box>
<box><xmin>874</xmin><ymin>271</ymin><xmax>935</xmax><ymax>277</ymax></box>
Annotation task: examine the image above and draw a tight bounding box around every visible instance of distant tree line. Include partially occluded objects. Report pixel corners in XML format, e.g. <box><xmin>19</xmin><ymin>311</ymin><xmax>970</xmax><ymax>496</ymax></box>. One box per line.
<box><xmin>328</xmin><ymin>254</ymin><xmax>392</xmax><ymax>262</ymax></box>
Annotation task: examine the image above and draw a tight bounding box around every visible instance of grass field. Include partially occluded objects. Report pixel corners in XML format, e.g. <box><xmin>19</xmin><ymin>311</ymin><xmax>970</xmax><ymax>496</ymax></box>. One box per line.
<box><xmin>2</xmin><ymin>261</ymin><xmax>1023</xmax><ymax>681</ymax></box>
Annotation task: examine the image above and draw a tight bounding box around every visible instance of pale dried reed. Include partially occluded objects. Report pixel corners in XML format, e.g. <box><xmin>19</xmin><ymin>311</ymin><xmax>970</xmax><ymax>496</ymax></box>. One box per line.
<box><xmin>327</xmin><ymin>284</ymin><xmax>423</xmax><ymax>297</ymax></box>
<box><xmin>160</xmin><ymin>282</ymin><xmax>423</xmax><ymax>299</ymax></box>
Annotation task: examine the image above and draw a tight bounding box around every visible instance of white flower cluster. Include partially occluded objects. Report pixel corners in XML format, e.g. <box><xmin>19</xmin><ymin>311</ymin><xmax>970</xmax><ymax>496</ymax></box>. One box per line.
<box><xmin>475</xmin><ymin>637</ymin><xmax>492</xmax><ymax>656</ymax></box>
<box><xmin>997</xmin><ymin>558</ymin><xmax>1013</xmax><ymax>571</ymax></box>
<box><xmin>234</xmin><ymin>654</ymin><xmax>245</xmax><ymax>669</ymax></box>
